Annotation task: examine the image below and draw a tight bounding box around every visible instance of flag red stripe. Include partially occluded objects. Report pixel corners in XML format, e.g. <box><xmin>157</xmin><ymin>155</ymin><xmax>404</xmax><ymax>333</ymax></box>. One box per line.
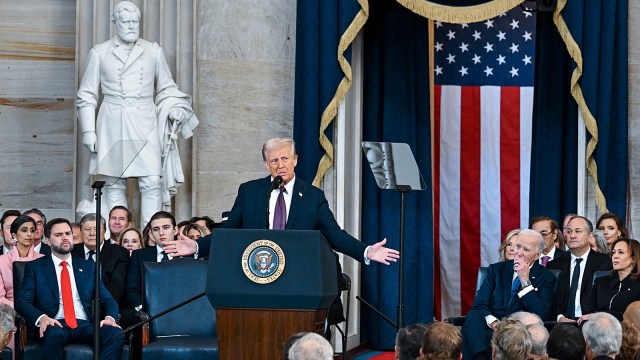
<box><xmin>459</xmin><ymin>86</ymin><xmax>481</xmax><ymax>313</ymax></box>
<box><xmin>433</xmin><ymin>85</ymin><xmax>443</xmax><ymax>320</ymax></box>
<box><xmin>500</xmin><ymin>87</ymin><xmax>521</xmax><ymax>239</ymax></box>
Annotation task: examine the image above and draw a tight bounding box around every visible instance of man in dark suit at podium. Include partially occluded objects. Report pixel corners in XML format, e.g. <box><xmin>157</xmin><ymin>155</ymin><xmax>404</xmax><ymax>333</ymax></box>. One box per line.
<box><xmin>166</xmin><ymin>137</ymin><xmax>399</xmax><ymax>265</ymax></box>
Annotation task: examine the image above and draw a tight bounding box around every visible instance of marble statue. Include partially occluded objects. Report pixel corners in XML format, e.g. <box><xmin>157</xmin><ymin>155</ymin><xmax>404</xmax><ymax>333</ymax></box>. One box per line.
<box><xmin>77</xmin><ymin>1</ymin><xmax>198</xmax><ymax>226</ymax></box>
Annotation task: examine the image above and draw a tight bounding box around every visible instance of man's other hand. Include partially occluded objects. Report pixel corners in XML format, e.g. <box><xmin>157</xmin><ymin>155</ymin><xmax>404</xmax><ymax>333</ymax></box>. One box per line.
<box><xmin>367</xmin><ymin>238</ymin><xmax>400</xmax><ymax>265</ymax></box>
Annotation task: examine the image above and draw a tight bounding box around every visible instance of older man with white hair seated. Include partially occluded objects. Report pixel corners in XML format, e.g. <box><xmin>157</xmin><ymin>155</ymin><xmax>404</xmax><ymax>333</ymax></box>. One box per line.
<box><xmin>288</xmin><ymin>332</ymin><xmax>333</xmax><ymax>360</ymax></box>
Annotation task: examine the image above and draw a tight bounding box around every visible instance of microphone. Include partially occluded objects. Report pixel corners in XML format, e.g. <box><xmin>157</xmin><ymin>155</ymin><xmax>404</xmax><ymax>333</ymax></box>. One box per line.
<box><xmin>269</xmin><ymin>175</ymin><xmax>283</xmax><ymax>192</ymax></box>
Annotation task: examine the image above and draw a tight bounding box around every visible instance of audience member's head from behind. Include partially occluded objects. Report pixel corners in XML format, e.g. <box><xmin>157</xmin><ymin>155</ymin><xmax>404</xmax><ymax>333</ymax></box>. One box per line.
<box><xmin>79</xmin><ymin>213</ymin><xmax>107</xmax><ymax>251</ymax></box>
<box><xmin>499</xmin><ymin>229</ymin><xmax>520</xmax><ymax>261</ymax></box>
<box><xmin>149</xmin><ymin>211</ymin><xmax>177</xmax><ymax>248</ymax></box>
<box><xmin>582</xmin><ymin>312</ymin><xmax>622</xmax><ymax>359</ymax></box>
<box><xmin>0</xmin><ymin>303</ymin><xmax>16</xmax><ymax>350</ymax></box>
<box><xmin>491</xmin><ymin>319</ymin><xmax>531</xmax><ymax>360</ymax></box>
<box><xmin>118</xmin><ymin>227</ymin><xmax>144</xmax><ymax>255</ymax></box>
<box><xmin>287</xmin><ymin>332</ymin><xmax>333</xmax><ymax>360</ymax></box>
<box><xmin>507</xmin><ymin>311</ymin><xmax>543</xmax><ymax>326</ymax></box>
<box><xmin>530</xmin><ymin>216</ymin><xmax>560</xmax><ymax>255</ymax></box>
<box><xmin>418</xmin><ymin>321</ymin><xmax>461</xmax><ymax>360</ymax></box>
<box><xmin>547</xmin><ymin>323</ymin><xmax>585</xmax><ymax>360</ymax></box>
<box><xmin>619</xmin><ymin>321</ymin><xmax>640</xmax><ymax>360</ymax></box>
<box><xmin>596</xmin><ymin>212</ymin><xmax>627</xmax><ymax>248</ymax></box>
<box><xmin>395</xmin><ymin>323</ymin><xmax>427</xmax><ymax>360</ymax></box>
<box><xmin>525</xmin><ymin>324</ymin><xmax>549</xmax><ymax>359</ymax></box>
<box><xmin>283</xmin><ymin>332</ymin><xmax>307</xmax><ymax>360</ymax></box>
<box><xmin>623</xmin><ymin>301</ymin><xmax>640</xmax><ymax>327</ymax></box>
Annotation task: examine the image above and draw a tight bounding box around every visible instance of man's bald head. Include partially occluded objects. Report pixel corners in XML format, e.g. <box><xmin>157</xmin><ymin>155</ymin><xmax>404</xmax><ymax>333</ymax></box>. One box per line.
<box><xmin>623</xmin><ymin>301</ymin><xmax>640</xmax><ymax>326</ymax></box>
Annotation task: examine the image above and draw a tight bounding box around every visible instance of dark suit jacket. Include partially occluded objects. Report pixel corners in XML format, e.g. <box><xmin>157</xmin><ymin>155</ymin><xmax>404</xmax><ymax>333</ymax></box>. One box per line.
<box><xmin>196</xmin><ymin>176</ymin><xmax>367</xmax><ymax>261</ymax></box>
<box><xmin>36</xmin><ymin>243</ymin><xmax>51</xmax><ymax>256</ymax></box>
<box><xmin>587</xmin><ymin>273</ymin><xmax>640</xmax><ymax>321</ymax></box>
<box><xmin>125</xmin><ymin>247</ymin><xmax>159</xmax><ymax>308</ymax></box>
<box><xmin>15</xmin><ymin>256</ymin><xmax>119</xmax><ymax>327</ymax></box>
<box><xmin>546</xmin><ymin>250</ymin><xmax>612</xmax><ymax>318</ymax></box>
<box><xmin>71</xmin><ymin>242</ymin><xmax>129</xmax><ymax>306</ymax></box>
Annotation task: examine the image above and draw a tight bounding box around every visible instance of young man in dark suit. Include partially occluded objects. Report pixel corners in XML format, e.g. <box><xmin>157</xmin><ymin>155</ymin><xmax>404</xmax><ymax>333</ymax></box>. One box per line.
<box><xmin>166</xmin><ymin>137</ymin><xmax>399</xmax><ymax>265</ymax></box>
<box><xmin>530</xmin><ymin>216</ymin><xmax>569</xmax><ymax>266</ymax></box>
<box><xmin>15</xmin><ymin>218</ymin><xmax>124</xmax><ymax>360</ymax></box>
<box><xmin>547</xmin><ymin>215</ymin><xmax>612</xmax><ymax>322</ymax></box>
<box><xmin>23</xmin><ymin>208</ymin><xmax>51</xmax><ymax>256</ymax></box>
<box><xmin>71</xmin><ymin>213</ymin><xmax>129</xmax><ymax>306</ymax></box>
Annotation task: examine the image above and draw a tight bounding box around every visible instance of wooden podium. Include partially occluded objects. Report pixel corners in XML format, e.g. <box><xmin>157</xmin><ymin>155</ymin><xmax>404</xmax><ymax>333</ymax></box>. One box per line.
<box><xmin>205</xmin><ymin>229</ymin><xmax>338</xmax><ymax>360</ymax></box>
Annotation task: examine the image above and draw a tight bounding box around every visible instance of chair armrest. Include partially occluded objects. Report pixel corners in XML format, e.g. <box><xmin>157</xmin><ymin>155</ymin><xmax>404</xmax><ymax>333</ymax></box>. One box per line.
<box><xmin>14</xmin><ymin>314</ymin><xmax>28</xmax><ymax>360</ymax></box>
<box><xmin>139</xmin><ymin>311</ymin><xmax>150</xmax><ymax>346</ymax></box>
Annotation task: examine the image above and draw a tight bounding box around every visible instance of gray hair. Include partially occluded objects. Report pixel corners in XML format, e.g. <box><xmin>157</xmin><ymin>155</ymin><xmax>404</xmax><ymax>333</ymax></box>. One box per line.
<box><xmin>0</xmin><ymin>304</ymin><xmax>16</xmax><ymax>336</ymax></box>
<box><xmin>526</xmin><ymin>324</ymin><xmax>549</xmax><ymax>356</ymax></box>
<box><xmin>79</xmin><ymin>213</ymin><xmax>106</xmax><ymax>230</ymax></box>
<box><xmin>112</xmin><ymin>1</ymin><xmax>141</xmax><ymax>23</ymax></box>
<box><xmin>262</xmin><ymin>137</ymin><xmax>296</xmax><ymax>161</ymax></box>
<box><xmin>288</xmin><ymin>332</ymin><xmax>333</xmax><ymax>360</ymax></box>
<box><xmin>582</xmin><ymin>312</ymin><xmax>622</xmax><ymax>357</ymax></box>
<box><xmin>591</xmin><ymin>229</ymin><xmax>609</xmax><ymax>254</ymax></box>
<box><xmin>508</xmin><ymin>311</ymin><xmax>543</xmax><ymax>326</ymax></box>
<box><xmin>518</xmin><ymin>229</ymin><xmax>545</xmax><ymax>252</ymax></box>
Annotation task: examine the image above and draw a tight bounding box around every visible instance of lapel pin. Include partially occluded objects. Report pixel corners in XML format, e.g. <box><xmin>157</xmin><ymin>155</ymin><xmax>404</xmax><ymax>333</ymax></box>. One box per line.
<box><xmin>79</xmin><ymin>268</ymin><xmax>83</xmax><ymax>272</ymax></box>
<box><xmin>299</xmin><ymin>192</ymin><xmax>303</xmax><ymax>197</ymax></box>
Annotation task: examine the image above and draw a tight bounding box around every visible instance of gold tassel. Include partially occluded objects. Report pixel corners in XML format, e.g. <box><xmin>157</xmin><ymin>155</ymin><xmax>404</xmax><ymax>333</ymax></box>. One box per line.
<box><xmin>553</xmin><ymin>0</ymin><xmax>608</xmax><ymax>213</ymax></box>
<box><xmin>396</xmin><ymin>0</ymin><xmax>525</xmax><ymax>24</ymax></box>
<box><xmin>313</xmin><ymin>0</ymin><xmax>369</xmax><ymax>187</ymax></box>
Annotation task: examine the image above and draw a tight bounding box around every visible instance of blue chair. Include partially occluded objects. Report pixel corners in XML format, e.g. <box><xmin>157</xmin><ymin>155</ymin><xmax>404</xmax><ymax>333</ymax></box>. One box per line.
<box><xmin>139</xmin><ymin>258</ymin><xmax>218</xmax><ymax>360</ymax></box>
<box><xmin>445</xmin><ymin>266</ymin><xmax>488</xmax><ymax>326</ymax></box>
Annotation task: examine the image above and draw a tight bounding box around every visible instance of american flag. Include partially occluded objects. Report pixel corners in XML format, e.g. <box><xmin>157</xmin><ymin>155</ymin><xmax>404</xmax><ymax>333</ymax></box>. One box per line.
<box><xmin>432</xmin><ymin>7</ymin><xmax>536</xmax><ymax>319</ymax></box>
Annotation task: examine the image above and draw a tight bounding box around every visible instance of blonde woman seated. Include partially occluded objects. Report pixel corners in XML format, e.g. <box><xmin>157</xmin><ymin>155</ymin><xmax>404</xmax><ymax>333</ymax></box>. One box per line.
<box><xmin>499</xmin><ymin>229</ymin><xmax>520</xmax><ymax>261</ymax></box>
<box><xmin>181</xmin><ymin>223</ymin><xmax>207</xmax><ymax>240</ymax></box>
<box><xmin>0</xmin><ymin>215</ymin><xmax>44</xmax><ymax>307</ymax></box>
<box><xmin>118</xmin><ymin>228</ymin><xmax>144</xmax><ymax>256</ymax></box>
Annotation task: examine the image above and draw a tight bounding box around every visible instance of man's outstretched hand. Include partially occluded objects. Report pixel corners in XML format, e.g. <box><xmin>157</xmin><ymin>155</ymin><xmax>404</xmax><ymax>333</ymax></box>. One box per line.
<box><xmin>367</xmin><ymin>238</ymin><xmax>400</xmax><ymax>265</ymax></box>
<box><xmin>163</xmin><ymin>233</ymin><xmax>198</xmax><ymax>257</ymax></box>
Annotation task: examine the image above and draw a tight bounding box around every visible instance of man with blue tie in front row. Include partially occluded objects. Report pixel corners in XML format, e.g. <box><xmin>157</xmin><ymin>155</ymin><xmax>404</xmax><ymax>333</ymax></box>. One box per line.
<box><xmin>461</xmin><ymin>229</ymin><xmax>557</xmax><ymax>360</ymax></box>
<box><xmin>16</xmin><ymin>218</ymin><xmax>124</xmax><ymax>360</ymax></box>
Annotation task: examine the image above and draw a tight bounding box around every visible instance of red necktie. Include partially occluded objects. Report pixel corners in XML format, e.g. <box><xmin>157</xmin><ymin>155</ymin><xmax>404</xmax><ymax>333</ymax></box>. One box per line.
<box><xmin>60</xmin><ymin>261</ymin><xmax>78</xmax><ymax>329</ymax></box>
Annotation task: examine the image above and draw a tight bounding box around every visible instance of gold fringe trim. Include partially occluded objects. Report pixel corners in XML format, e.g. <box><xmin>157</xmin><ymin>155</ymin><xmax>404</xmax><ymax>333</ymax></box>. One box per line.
<box><xmin>553</xmin><ymin>0</ymin><xmax>608</xmax><ymax>213</ymax></box>
<box><xmin>313</xmin><ymin>0</ymin><xmax>369</xmax><ymax>187</ymax></box>
<box><xmin>396</xmin><ymin>0</ymin><xmax>525</xmax><ymax>24</ymax></box>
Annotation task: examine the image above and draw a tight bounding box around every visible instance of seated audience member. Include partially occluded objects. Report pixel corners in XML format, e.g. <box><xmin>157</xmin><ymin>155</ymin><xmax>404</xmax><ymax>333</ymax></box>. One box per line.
<box><xmin>546</xmin><ymin>323</ymin><xmax>585</xmax><ymax>360</ymax></box>
<box><xmin>623</xmin><ymin>301</ymin><xmax>640</xmax><ymax>327</ymax></box>
<box><xmin>547</xmin><ymin>215</ymin><xmax>613</xmax><ymax>322</ymax></box>
<box><xmin>395</xmin><ymin>323</ymin><xmax>427</xmax><ymax>360</ymax></box>
<box><xmin>491</xmin><ymin>319</ymin><xmax>531</xmax><ymax>360</ymax></box>
<box><xmin>461</xmin><ymin>229</ymin><xmax>556</xmax><ymax>359</ymax></box>
<box><xmin>419</xmin><ymin>321</ymin><xmax>461</xmax><ymax>360</ymax></box>
<box><xmin>181</xmin><ymin>223</ymin><xmax>207</xmax><ymax>240</ymax></box>
<box><xmin>287</xmin><ymin>332</ymin><xmax>333</xmax><ymax>360</ymax></box>
<box><xmin>177</xmin><ymin>220</ymin><xmax>190</xmax><ymax>236</ymax></box>
<box><xmin>530</xmin><ymin>216</ymin><xmax>568</xmax><ymax>266</ymax></box>
<box><xmin>118</xmin><ymin>228</ymin><xmax>144</xmax><ymax>256</ymax></box>
<box><xmin>15</xmin><ymin>218</ymin><xmax>124</xmax><ymax>360</ymax></box>
<box><xmin>618</xmin><ymin>321</ymin><xmax>640</xmax><ymax>360</ymax></box>
<box><xmin>283</xmin><ymin>332</ymin><xmax>307</xmax><ymax>360</ymax></box>
<box><xmin>0</xmin><ymin>215</ymin><xmax>44</xmax><ymax>306</ymax></box>
<box><xmin>507</xmin><ymin>311</ymin><xmax>543</xmax><ymax>326</ymax></box>
<box><xmin>562</xmin><ymin>213</ymin><xmax>579</xmax><ymax>246</ymax></box>
<box><xmin>107</xmin><ymin>206</ymin><xmax>132</xmax><ymax>245</ymax></box>
<box><xmin>525</xmin><ymin>324</ymin><xmax>549</xmax><ymax>359</ymax></box>
<box><xmin>580</xmin><ymin>238</ymin><xmax>640</xmax><ymax>322</ymax></box>
<box><xmin>0</xmin><ymin>210</ymin><xmax>21</xmax><ymax>255</ymax></box>
<box><xmin>70</xmin><ymin>222</ymin><xmax>83</xmax><ymax>245</ymax></box>
<box><xmin>142</xmin><ymin>222</ymin><xmax>155</xmax><ymax>247</ymax></box>
<box><xmin>596</xmin><ymin>213</ymin><xmax>627</xmax><ymax>250</ymax></box>
<box><xmin>126</xmin><ymin>211</ymin><xmax>194</xmax><ymax>310</ymax></box>
<box><xmin>590</xmin><ymin>229</ymin><xmax>610</xmax><ymax>254</ymax></box>
<box><xmin>23</xmin><ymin>208</ymin><xmax>50</xmax><ymax>255</ymax></box>
<box><xmin>582</xmin><ymin>312</ymin><xmax>622</xmax><ymax>360</ymax></box>
<box><xmin>71</xmin><ymin>213</ymin><xmax>129</xmax><ymax>306</ymax></box>
<box><xmin>0</xmin><ymin>304</ymin><xmax>16</xmax><ymax>357</ymax></box>
<box><xmin>189</xmin><ymin>216</ymin><xmax>215</xmax><ymax>235</ymax></box>
<box><xmin>499</xmin><ymin>229</ymin><xmax>519</xmax><ymax>261</ymax></box>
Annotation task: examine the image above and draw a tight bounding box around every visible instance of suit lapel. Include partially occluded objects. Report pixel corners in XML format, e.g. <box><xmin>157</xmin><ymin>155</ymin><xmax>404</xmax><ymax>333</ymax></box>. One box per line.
<box><xmin>123</xmin><ymin>43</ymin><xmax>144</xmax><ymax>71</ymax></box>
<box><xmin>43</xmin><ymin>257</ymin><xmax>60</xmax><ymax>301</ymax></box>
<box><xmin>286</xmin><ymin>179</ymin><xmax>305</xmax><ymax>229</ymax></box>
<box><xmin>503</xmin><ymin>261</ymin><xmax>515</xmax><ymax>305</ymax></box>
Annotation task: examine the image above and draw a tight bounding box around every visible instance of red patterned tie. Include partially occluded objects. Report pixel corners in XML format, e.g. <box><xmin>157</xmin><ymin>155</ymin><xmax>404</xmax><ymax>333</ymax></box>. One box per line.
<box><xmin>60</xmin><ymin>261</ymin><xmax>78</xmax><ymax>329</ymax></box>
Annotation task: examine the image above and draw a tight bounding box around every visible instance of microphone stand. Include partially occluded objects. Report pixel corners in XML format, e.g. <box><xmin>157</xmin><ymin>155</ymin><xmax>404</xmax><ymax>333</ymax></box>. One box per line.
<box><xmin>91</xmin><ymin>180</ymin><xmax>105</xmax><ymax>360</ymax></box>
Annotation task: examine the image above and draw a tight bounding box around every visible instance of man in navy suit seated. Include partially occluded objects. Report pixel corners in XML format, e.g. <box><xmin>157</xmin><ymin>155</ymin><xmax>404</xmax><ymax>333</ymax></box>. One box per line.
<box><xmin>166</xmin><ymin>137</ymin><xmax>399</xmax><ymax>265</ymax></box>
<box><xmin>15</xmin><ymin>218</ymin><xmax>124</xmax><ymax>360</ymax></box>
<box><xmin>461</xmin><ymin>229</ymin><xmax>557</xmax><ymax>359</ymax></box>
